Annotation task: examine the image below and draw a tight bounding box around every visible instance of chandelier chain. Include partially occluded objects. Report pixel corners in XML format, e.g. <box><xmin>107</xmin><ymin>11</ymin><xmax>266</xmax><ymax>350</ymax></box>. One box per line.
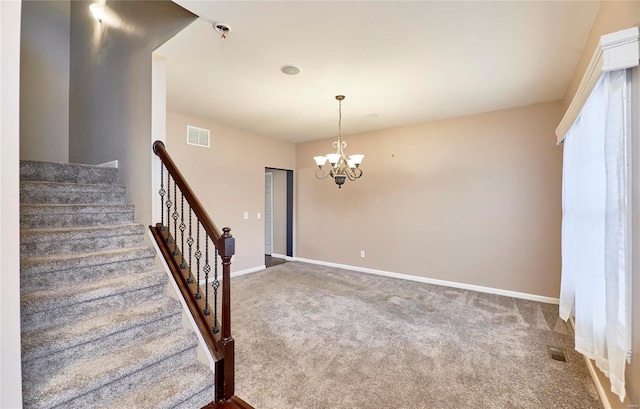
<box><xmin>338</xmin><ymin>98</ymin><xmax>342</xmax><ymax>143</ymax></box>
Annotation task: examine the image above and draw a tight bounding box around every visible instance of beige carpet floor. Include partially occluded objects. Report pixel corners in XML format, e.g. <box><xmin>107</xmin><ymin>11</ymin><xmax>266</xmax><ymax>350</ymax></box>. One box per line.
<box><xmin>230</xmin><ymin>262</ymin><xmax>602</xmax><ymax>409</ymax></box>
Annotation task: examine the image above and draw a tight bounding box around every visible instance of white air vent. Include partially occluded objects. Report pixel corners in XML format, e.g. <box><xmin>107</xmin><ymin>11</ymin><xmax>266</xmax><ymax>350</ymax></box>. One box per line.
<box><xmin>187</xmin><ymin>125</ymin><xmax>210</xmax><ymax>148</ymax></box>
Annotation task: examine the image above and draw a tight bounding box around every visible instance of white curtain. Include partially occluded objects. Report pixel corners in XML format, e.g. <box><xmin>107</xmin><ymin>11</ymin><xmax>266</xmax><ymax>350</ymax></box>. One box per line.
<box><xmin>559</xmin><ymin>69</ymin><xmax>631</xmax><ymax>402</ymax></box>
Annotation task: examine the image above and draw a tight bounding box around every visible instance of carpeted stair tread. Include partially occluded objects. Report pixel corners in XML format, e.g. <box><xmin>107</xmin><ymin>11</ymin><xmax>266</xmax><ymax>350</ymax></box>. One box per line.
<box><xmin>20</xmin><ymin>257</ymin><xmax>160</xmax><ymax>293</ymax></box>
<box><xmin>20</xmin><ymin>203</ymin><xmax>135</xmax><ymax>228</ymax></box>
<box><xmin>21</xmin><ymin>313</ymin><xmax>183</xmax><ymax>385</ymax></box>
<box><xmin>22</xmin><ymin>295</ymin><xmax>181</xmax><ymax>362</ymax></box>
<box><xmin>51</xmin><ymin>344</ymin><xmax>205</xmax><ymax>409</ymax></box>
<box><xmin>21</xmin><ymin>268</ymin><xmax>166</xmax><ymax>316</ymax></box>
<box><xmin>172</xmin><ymin>387</ymin><xmax>215</xmax><ymax>409</ymax></box>
<box><xmin>107</xmin><ymin>363</ymin><xmax>214</xmax><ymax>409</ymax></box>
<box><xmin>21</xmin><ymin>246</ymin><xmax>156</xmax><ymax>276</ymax></box>
<box><xmin>20</xmin><ymin>224</ymin><xmax>145</xmax><ymax>258</ymax></box>
<box><xmin>22</xmin><ymin>329</ymin><xmax>198</xmax><ymax>409</ymax></box>
<box><xmin>20</xmin><ymin>181</ymin><xmax>126</xmax><ymax>205</ymax></box>
<box><xmin>21</xmin><ymin>223</ymin><xmax>143</xmax><ymax>242</ymax></box>
<box><xmin>20</xmin><ymin>160</ymin><xmax>118</xmax><ymax>185</ymax></box>
<box><xmin>21</xmin><ymin>279</ymin><xmax>169</xmax><ymax>333</ymax></box>
<box><xmin>21</xmin><ymin>203</ymin><xmax>134</xmax><ymax>214</ymax></box>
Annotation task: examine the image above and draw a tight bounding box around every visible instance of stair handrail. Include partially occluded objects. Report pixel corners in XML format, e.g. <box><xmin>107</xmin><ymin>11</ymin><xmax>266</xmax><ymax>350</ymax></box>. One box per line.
<box><xmin>153</xmin><ymin>140</ymin><xmax>223</xmax><ymax>243</ymax></box>
<box><xmin>150</xmin><ymin>140</ymin><xmax>236</xmax><ymax>404</ymax></box>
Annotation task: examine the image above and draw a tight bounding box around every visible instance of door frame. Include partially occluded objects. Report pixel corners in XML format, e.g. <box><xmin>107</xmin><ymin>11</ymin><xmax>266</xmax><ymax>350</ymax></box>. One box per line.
<box><xmin>265</xmin><ymin>167</ymin><xmax>294</xmax><ymax>258</ymax></box>
<box><xmin>265</xmin><ymin>171</ymin><xmax>274</xmax><ymax>256</ymax></box>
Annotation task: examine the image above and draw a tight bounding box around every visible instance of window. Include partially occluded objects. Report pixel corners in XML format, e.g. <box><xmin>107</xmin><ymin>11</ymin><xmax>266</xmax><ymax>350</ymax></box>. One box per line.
<box><xmin>559</xmin><ymin>69</ymin><xmax>632</xmax><ymax>402</ymax></box>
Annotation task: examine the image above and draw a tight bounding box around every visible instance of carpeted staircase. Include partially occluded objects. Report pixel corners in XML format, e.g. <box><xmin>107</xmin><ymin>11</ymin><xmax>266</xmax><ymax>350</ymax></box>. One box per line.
<box><xmin>19</xmin><ymin>160</ymin><xmax>214</xmax><ymax>409</ymax></box>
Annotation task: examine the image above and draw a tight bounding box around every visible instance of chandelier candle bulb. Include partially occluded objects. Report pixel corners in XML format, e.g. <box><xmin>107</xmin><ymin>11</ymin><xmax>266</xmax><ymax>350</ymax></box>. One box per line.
<box><xmin>313</xmin><ymin>95</ymin><xmax>365</xmax><ymax>188</ymax></box>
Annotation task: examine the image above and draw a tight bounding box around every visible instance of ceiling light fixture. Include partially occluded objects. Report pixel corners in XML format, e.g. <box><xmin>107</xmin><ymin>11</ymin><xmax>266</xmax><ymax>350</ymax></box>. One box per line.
<box><xmin>313</xmin><ymin>95</ymin><xmax>364</xmax><ymax>188</ymax></box>
<box><xmin>89</xmin><ymin>3</ymin><xmax>105</xmax><ymax>22</ymax></box>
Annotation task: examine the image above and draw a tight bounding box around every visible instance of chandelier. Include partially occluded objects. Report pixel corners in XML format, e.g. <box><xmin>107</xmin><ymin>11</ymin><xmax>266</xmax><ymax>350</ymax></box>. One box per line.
<box><xmin>313</xmin><ymin>95</ymin><xmax>364</xmax><ymax>188</ymax></box>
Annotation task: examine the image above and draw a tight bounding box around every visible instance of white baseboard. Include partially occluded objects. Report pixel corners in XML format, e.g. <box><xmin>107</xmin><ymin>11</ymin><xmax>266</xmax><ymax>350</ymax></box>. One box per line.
<box><xmin>197</xmin><ymin>265</ymin><xmax>266</xmax><ymax>285</ymax></box>
<box><xmin>97</xmin><ymin>160</ymin><xmax>118</xmax><ymax>168</ymax></box>
<box><xmin>232</xmin><ymin>265</ymin><xmax>266</xmax><ymax>277</ymax></box>
<box><xmin>293</xmin><ymin>257</ymin><xmax>560</xmax><ymax>305</ymax></box>
<box><xmin>269</xmin><ymin>253</ymin><xmax>295</xmax><ymax>261</ymax></box>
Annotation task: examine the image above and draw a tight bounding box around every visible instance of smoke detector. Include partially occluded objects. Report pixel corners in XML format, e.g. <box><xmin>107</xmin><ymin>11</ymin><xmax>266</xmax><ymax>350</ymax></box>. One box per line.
<box><xmin>213</xmin><ymin>23</ymin><xmax>231</xmax><ymax>34</ymax></box>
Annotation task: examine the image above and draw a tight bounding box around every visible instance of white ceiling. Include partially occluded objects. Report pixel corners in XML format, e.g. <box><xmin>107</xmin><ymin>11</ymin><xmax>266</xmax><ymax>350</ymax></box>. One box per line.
<box><xmin>158</xmin><ymin>1</ymin><xmax>601</xmax><ymax>143</ymax></box>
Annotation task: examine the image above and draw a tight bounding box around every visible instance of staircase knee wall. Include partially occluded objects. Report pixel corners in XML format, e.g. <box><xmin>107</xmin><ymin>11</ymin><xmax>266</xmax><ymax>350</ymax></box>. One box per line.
<box><xmin>149</xmin><ymin>229</ymin><xmax>217</xmax><ymax>373</ymax></box>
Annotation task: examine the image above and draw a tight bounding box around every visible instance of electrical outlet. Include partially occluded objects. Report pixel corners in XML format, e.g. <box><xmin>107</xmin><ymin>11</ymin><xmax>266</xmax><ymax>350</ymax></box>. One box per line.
<box><xmin>243</xmin><ymin>212</ymin><xmax>249</xmax><ymax>220</ymax></box>
<box><xmin>257</xmin><ymin>212</ymin><xmax>261</xmax><ymax>219</ymax></box>
<box><xmin>360</xmin><ymin>250</ymin><xmax>365</xmax><ymax>258</ymax></box>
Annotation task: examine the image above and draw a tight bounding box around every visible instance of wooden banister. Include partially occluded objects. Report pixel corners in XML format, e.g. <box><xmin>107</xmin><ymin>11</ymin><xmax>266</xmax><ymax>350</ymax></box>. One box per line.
<box><xmin>149</xmin><ymin>225</ymin><xmax>223</xmax><ymax>361</ymax></box>
<box><xmin>150</xmin><ymin>140</ymin><xmax>246</xmax><ymax>407</ymax></box>
<box><xmin>153</xmin><ymin>141</ymin><xmax>225</xmax><ymax>245</ymax></box>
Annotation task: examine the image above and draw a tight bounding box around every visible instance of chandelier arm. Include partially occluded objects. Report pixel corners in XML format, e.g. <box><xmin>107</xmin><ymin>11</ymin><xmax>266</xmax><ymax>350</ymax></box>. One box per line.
<box><xmin>344</xmin><ymin>168</ymin><xmax>357</xmax><ymax>181</ymax></box>
<box><xmin>315</xmin><ymin>168</ymin><xmax>332</xmax><ymax>180</ymax></box>
<box><xmin>353</xmin><ymin>167</ymin><xmax>363</xmax><ymax>179</ymax></box>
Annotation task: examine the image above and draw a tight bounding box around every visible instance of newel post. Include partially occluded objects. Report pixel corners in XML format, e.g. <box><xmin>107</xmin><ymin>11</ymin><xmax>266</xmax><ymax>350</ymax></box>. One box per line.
<box><xmin>219</xmin><ymin>227</ymin><xmax>235</xmax><ymax>400</ymax></box>
<box><xmin>219</xmin><ymin>227</ymin><xmax>234</xmax><ymax>339</ymax></box>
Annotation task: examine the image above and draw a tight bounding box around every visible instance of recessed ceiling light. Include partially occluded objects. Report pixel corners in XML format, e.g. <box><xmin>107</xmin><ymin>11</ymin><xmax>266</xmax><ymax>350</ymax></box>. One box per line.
<box><xmin>280</xmin><ymin>65</ymin><xmax>301</xmax><ymax>75</ymax></box>
<box><xmin>364</xmin><ymin>113</ymin><xmax>379</xmax><ymax>119</ymax></box>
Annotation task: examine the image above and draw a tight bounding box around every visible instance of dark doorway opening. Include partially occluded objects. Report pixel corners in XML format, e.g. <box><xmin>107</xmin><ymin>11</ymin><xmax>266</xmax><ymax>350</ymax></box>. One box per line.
<box><xmin>265</xmin><ymin>167</ymin><xmax>293</xmax><ymax>267</ymax></box>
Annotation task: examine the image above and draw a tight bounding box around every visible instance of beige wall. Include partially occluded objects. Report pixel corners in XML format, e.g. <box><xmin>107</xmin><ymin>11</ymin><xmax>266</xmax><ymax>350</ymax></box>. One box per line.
<box><xmin>20</xmin><ymin>0</ymin><xmax>70</xmax><ymax>163</ymax></box>
<box><xmin>166</xmin><ymin>112</ymin><xmax>296</xmax><ymax>272</ymax></box>
<box><xmin>271</xmin><ymin>169</ymin><xmax>288</xmax><ymax>256</ymax></box>
<box><xmin>564</xmin><ymin>0</ymin><xmax>640</xmax><ymax>108</ymax></box>
<box><xmin>296</xmin><ymin>101</ymin><xmax>564</xmax><ymax>298</ymax></box>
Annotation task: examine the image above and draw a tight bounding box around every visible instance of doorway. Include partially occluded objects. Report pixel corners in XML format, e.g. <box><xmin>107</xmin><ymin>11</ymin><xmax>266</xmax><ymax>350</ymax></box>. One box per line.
<box><xmin>265</xmin><ymin>168</ymin><xmax>293</xmax><ymax>267</ymax></box>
